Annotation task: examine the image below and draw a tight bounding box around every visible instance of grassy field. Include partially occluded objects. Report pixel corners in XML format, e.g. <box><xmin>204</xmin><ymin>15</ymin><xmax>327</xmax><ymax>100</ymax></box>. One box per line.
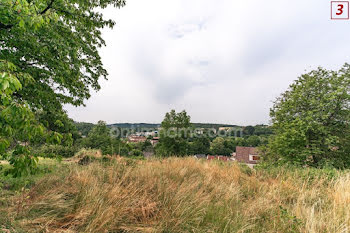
<box><xmin>1</xmin><ymin>157</ymin><xmax>350</xmax><ymax>233</ymax></box>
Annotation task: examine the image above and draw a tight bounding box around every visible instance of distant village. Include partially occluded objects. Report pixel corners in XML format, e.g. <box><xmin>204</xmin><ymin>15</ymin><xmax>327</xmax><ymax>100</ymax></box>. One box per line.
<box><xmin>125</xmin><ymin>127</ymin><xmax>261</xmax><ymax>167</ymax></box>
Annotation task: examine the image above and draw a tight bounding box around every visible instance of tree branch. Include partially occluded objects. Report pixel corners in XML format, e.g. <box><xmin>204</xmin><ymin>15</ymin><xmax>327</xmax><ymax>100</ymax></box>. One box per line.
<box><xmin>40</xmin><ymin>0</ymin><xmax>55</xmax><ymax>15</ymax></box>
<box><xmin>0</xmin><ymin>0</ymin><xmax>54</xmax><ymax>30</ymax></box>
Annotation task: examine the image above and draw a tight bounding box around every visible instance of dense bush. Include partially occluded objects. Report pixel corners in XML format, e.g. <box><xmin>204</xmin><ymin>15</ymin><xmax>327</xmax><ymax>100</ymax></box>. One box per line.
<box><xmin>129</xmin><ymin>149</ymin><xmax>143</xmax><ymax>157</ymax></box>
<box><xmin>33</xmin><ymin>145</ymin><xmax>79</xmax><ymax>158</ymax></box>
<box><xmin>79</xmin><ymin>121</ymin><xmax>124</xmax><ymax>155</ymax></box>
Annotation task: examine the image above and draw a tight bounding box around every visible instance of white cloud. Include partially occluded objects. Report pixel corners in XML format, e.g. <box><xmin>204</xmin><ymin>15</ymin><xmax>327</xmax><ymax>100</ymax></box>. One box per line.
<box><xmin>66</xmin><ymin>0</ymin><xmax>350</xmax><ymax>125</ymax></box>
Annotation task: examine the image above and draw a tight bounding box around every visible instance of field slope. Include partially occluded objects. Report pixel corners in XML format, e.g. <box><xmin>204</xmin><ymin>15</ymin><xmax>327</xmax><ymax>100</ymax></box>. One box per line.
<box><xmin>1</xmin><ymin>158</ymin><xmax>350</xmax><ymax>232</ymax></box>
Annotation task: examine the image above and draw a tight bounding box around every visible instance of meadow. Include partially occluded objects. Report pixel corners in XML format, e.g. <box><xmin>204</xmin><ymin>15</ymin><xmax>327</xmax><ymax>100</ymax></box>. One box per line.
<box><xmin>1</xmin><ymin>156</ymin><xmax>350</xmax><ymax>233</ymax></box>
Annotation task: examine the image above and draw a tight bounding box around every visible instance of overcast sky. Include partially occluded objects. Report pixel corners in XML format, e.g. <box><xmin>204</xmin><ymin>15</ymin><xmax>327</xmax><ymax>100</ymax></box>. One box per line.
<box><xmin>65</xmin><ymin>0</ymin><xmax>350</xmax><ymax>125</ymax></box>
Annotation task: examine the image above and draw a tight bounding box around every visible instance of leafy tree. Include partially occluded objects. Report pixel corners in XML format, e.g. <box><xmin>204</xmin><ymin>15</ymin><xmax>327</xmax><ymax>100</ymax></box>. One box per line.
<box><xmin>81</xmin><ymin>121</ymin><xmax>110</xmax><ymax>150</ymax></box>
<box><xmin>0</xmin><ymin>60</ymin><xmax>62</xmax><ymax>177</ymax></box>
<box><xmin>224</xmin><ymin>137</ymin><xmax>238</xmax><ymax>152</ymax></box>
<box><xmin>190</xmin><ymin>137</ymin><xmax>210</xmax><ymax>155</ymax></box>
<box><xmin>269</xmin><ymin>65</ymin><xmax>350</xmax><ymax>168</ymax></box>
<box><xmin>254</xmin><ymin>125</ymin><xmax>273</xmax><ymax>136</ymax></box>
<box><xmin>81</xmin><ymin>121</ymin><xmax>120</xmax><ymax>155</ymax></box>
<box><xmin>210</xmin><ymin>137</ymin><xmax>232</xmax><ymax>156</ymax></box>
<box><xmin>75</xmin><ymin>122</ymin><xmax>95</xmax><ymax>137</ymax></box>
<box><xmin>156</xmin><ymin>135</ymin><xmax>189</xmax><ymax>157</ymax></box>
<box><xmin>157</xmin><ymin>110</ymin><xmax>191</xmax><ymax>157</ymax></box>
<box><xmin>1</xmin><ymin>0</ymin><xmax>125</xmax><ymax>175</ymax></box>
<box><xmin>235</xmin><ymin>137</ymin><xmax>246</xmax><ymax>147</ymax></box>
<box><xmin>243</xmin><ymin>126</ymin><xmax>255</xmax><ymax>136</ymax></box>
<box><xmin>161</xmin><ymin>109</ymin><xmax>191</xmax><ymax>132</ymax></box>
<box><xmin>36</xmin><ymin>110</ymin><xmax>80</xmax><ymax>145</ymax></box>
<box><xmin>1</xmin><ymin>0</ymin><xmax>125</xmax><ymax>118</ymax></box>
<box><xmin>141</xmin><ymin>140</ymin><xmax>153</xmax><ymax>151</ymax></box>
<box><xmin>245</xmin><ymin>135</ymin><xmax>261</xmax><ymax>147</ymax></box>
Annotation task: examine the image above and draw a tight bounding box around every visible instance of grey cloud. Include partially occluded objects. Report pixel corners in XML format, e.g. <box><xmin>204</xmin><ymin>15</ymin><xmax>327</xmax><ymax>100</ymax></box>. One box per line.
<box><xmin>154</xmin><ymin>79</ymin><xmax>196</xmax><ymax>104</ymax></box>
<box><xmin>66</xmin><ymin>0</ymin><xmax>350</xmax><ymax>125</ymax></box>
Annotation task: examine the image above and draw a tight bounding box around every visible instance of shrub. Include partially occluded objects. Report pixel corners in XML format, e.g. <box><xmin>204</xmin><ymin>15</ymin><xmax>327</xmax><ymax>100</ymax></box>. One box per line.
<box><xmin>129</xmin><ymin>149</ymin><xmax>143</xmax><ymax>157</ymax></box>
<box><xmin>32</xmin><ymin>145</ymin><xmax>79</xmax><ymax>158</ymax></box>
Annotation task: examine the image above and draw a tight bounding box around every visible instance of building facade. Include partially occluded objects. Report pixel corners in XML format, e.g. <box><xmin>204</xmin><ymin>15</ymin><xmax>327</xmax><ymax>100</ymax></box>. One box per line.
<box><xmin>234</xmin><ymin>146</ymin><xmax>260</xmax><ymax>164</ymax></box>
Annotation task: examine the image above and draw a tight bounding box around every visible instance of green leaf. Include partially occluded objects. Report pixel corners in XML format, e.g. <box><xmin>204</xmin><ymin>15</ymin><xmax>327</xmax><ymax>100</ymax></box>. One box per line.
<box><xmin>2</xmin><ymin>80</ymin><xmax>9</xmax><ymax>90</ymax></box>
<box><xmin>19</xmin><ymin>19</ymin><xmax>25</xmax><ymax>28</ymax></box>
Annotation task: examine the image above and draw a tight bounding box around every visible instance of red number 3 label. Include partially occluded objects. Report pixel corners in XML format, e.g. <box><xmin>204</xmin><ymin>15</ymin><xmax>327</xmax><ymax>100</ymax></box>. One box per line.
<box><xmin>337</xmin><ymin>4</ymin><xmax>344</xmax><ymax>15</ymax></box>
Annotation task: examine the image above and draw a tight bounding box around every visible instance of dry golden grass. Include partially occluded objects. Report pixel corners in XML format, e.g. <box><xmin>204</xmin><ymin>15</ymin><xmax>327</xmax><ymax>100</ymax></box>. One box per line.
<box><xmin>73</xmin><ymin>148</ymin><xmax>103</xmax><ymax>159</ymax></box>
<box><xmin>4</xmin><ymin>157</ymin><xmax>350</xmax><ymax>232</ymax></box>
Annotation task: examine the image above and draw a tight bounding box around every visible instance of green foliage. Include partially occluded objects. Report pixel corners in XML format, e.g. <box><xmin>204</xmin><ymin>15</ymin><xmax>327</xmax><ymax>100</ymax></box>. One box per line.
<box><xmin>256</xmin><ymin>162</ymin><xmax>342</xmax><ymax>182</ymax></box>
<box><xmin>37</xmin><ymin>111</ymin><xmax>80</xmax><ymax>144</ymax></box>
<box><xmin>129</xmin><ymin>149</ymin><xmax>143</xmax><ymax>157</ymax></box>
<box><xmin>245</xmin><ymin>135</ymin><xmax>261</xmax><ymax>147</ymax></box>
<box><xmin>1</xmin><ymin>0</ymin><xmax>126</xmax><ymax>176</ymax></box>
<box><xmin>269</xmin><ymin>65</ymin><xmax>350</xmax><ymax>168</ymax></box>
<box><xmin>0</xmin><ymin>158</ymin><xmax>62</xmax><ymax>193</ymax></box>
<box><xmin>243</xmin><ymin>125</ymin><xmax>255</xmax><ymax>135</ymax></box>
<box><xmin>80</xmin><ymin>121</ymin><xmax>122</xmax><ymax>155</ymax></box>
<box><xmin>5</xmin><ymin>153</ymin><xmax>39</xmax><ymax>177</ymax></box>
<box><xmin>75</xmin><ymin>122</ymin><xmax>95</xmax><ymax>137</ymax></box>
<box><xmin>119</xmin><ymin>147</ymin><xmax>130</xmax><ymax>157</ymax></box>
<box><xmin>237</xmin><ymin>163</ymin><xmax>253</xmax><ymax>176</ymax></box>
<box><xmin>0</xmin><ymin>60</ymin><xmax>55</xmax><ymax>177</ymax></box>
<box><xmin>33</xmin><ymin>144</ymin><xmax>79</xmax><ymax>158</ymax></box>
<box><xmin>210</xmin><ymin>137</ymin><xmax>232</xmax><ymax>155</ymax></box>
<box><xmin>161</xmin><ymin>109</ymin><xmax>191</xmax><ymax>130</ymax></box>
<box><xmin>190</xmin><ymin>137</ymin><xmax>210</xmax><ymax>154</ymax></box>
<box><xmin>156</xmin><ymin>136</ymin><xmax>189</xmax><ymax>157</ymax></box>
<box><xmin>154</xmin><ymin>110</ymin><xmax>270</xmax><ymax>156</ymax></box>
<box><xmin>1</xmin><ymin>0</ymin><xmax>126</xmax><ymax>116</ymax></box>
<box><xmin>157</xmin><ymin>110</ymin><xmax>191</xmax><ymax>157</ymax></box>
<box><xmin>141</xmin><ymin>140</ymin><xmax>153</xmax><ymax>151</ymax></box>
<box><xmin>253</xmin><ymin>125</ymin><xmax>273</xmax><ymax>136</ymax></box>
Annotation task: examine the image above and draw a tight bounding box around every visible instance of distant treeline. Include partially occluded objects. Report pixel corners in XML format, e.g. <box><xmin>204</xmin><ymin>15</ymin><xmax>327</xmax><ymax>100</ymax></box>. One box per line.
<box><xmin>75</xmin><ymin>122</ymin><xmax>273</xmax><ymax>137</ymax></box>
<box><xmin>109</xmin><ymin>123</ymin><xmax>240</xmax><ymax>129</ymax></box>
<box><xmin>75</xmin><ymin>122</ymin><xmax>95</xmax><ymax>136</ymax></box>
<box><xmin>109</xmin><ymin>123</ymin><xmax>161</xmax><ymax>129</ymax></box>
